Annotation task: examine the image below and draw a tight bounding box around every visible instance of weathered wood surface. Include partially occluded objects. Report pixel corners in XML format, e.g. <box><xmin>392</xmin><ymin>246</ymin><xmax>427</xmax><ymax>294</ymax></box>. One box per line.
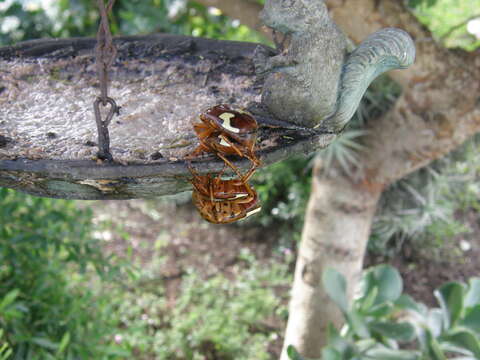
<box><xmin>0</xmin><ymin>34</ymin><xmax>335</xmax><ymax>199</ymax></box>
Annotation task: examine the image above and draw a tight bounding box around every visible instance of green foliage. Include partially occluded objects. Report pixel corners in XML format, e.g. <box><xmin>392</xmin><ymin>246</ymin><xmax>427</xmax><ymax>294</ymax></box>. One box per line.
<box><xmin>407</xmin><ymin>0</ymin><xmax>480</xmax><ymax>50</ymax></box>
<box><xmin>370</xmin><ymin>134</ymin><xmax>480</xmax><ymax>256</ymax></box>
<box><xmin>288</xmin><ymin>266</ymin><xmax>480</xmax><ymax>360</ymax></box>
<box><xmin>0</xmin><ymin>0</ymin><xmax>266</xmax><ymax>46</ymax></box>
<box><xmin>0</xmin><ymin>188</ymin><xmax>128</xmax><ymax>359</ymax></box>
<box><xmin>408</xmin><ymin>277</ymin><xmax>480</xmax><ymax>359</ymax></box>
<box><xmin>252</xmin><ymin>156</ymin><xmax>311</xmax><ymax>242</ymax></box>
<box><xmin>0</xmin><ymin>330</ymin><xmax>12</xmax><ymax>360</ymax></box>
<box><xmin>113</xmin><ymin>249</ymin><xmax>290</xmax><ymax>359</ymax></box>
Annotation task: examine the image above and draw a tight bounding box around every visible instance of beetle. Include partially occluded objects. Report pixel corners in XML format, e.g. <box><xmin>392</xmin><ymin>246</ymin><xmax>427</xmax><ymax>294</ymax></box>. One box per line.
<box><xmin>186</xmin><ymin>104</ymin><xmax>261</xmax><ymax>182</ymax></box>
<box><xmin>188</xmin><ymin>164</ymin><xmax>255</xmax><ymax>202</ymax></box>
<box><xmin>192</xmin><ymin>184</ymin><xmax>262</xmax><ymax>224</ymax></box>
<box><xmin>186</xmin><ymin>104</ymin><xmax>262</xmax><ymax>223</ymax></box>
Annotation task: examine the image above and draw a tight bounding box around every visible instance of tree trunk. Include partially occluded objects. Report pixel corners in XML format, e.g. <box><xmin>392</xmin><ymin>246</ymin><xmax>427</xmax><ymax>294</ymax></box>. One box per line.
<box><xmin>280</xmin><ymin>160</ymin><xmax>381</xmax><ymax>359</ymax></box>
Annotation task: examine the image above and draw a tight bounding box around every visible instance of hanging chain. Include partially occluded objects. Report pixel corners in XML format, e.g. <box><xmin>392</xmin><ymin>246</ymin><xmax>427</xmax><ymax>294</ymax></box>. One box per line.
<box><xmin>93</xmin><ymin>0</ymin><xmax>119</xmax><ymax>162</ymax></box>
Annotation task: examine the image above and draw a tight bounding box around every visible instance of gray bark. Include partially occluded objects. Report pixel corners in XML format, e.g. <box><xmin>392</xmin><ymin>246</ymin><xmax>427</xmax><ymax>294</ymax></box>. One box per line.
<box><xmin>281</xmin><ymin>161</ymin><xmax>381</xmax><ymax>359</ymax></box>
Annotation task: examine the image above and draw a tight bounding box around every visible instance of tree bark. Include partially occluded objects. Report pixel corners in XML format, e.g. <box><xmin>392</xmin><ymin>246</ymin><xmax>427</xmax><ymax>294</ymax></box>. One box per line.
<box><xmin>280</xmin><ymin>1</ymin><xmax>480</xmax><ymax>359</ymax></box>
<box><xmin>280</xmin><ymin>161</ymin><xmax>381</xmax><ymax>359</ymax></box>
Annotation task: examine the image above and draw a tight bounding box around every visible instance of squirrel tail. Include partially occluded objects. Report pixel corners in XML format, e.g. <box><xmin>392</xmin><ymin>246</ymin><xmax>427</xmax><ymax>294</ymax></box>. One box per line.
<box><xmin>320</xmin><ymin>28</ymin><xmax>415</xmax><ymax>132</ymax></box>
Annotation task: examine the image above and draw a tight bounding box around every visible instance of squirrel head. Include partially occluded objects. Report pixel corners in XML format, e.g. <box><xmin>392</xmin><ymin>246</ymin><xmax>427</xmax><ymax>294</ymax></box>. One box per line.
<box><xmin>260</xmin><ymin>0</ymin><xmax>327</xmax><ymax>34</ymax></box>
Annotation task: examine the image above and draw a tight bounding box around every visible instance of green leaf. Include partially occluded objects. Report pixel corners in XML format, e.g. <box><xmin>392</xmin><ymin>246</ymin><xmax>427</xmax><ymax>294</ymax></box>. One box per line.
<box><xmin>0</xmin><ymin>289</ymin><xmax>20</xmax><ymax>310</ymax></box>
<box><xmin>460</xmin><ymin>305</ymin><xmax>480</xmax><ymax>334</ymax></box>
<box><xmin>395</xmin><ymin>294</ymin><xmax>424</xmax><ymax>313</ymax></box>
<box><xmin>326</xmin><ymin>323</ymin><xmax>352</xmax><ymax>354</ymax></box>
<box><xmin>369</xmin><ymin>321</ymin><xmax>416</xmax><ymax>341</ymax></box>
<box><xmin>100</xmin><ymin>345</ymin><xmax>131</xmax><ymax>357</ymax></box>
<box><xmin>31</xmin><ymin>337</ymin><xmax>59</xmax><ymax>350</ymax></box>
<box><xmin>425</xmin><ymin>329</ymin><xmax>447</xmax><ymax>360</ymax></box>
<box><xmin>434</xmin><ymin>282</ymin><xmax>464</xmax><ymax>328</ymax></box>
<box><xmin>427</xmin><ymin>308</ymin><xmax>445</xmax><ymax>337</ymax></box>
<box><xmin>366</xmin><ymin>303</ymin><xmax>394</xmax><ymax>318</ymax></box>
<box><xmin>364</xmin><ymin>346</ymin><xmax>420</xmax><ymax>360</ymax></box>
<box><xmin>347</xmin><ymin>309</ymin><xmax>370</xmax><ymax>338</ymax></box>
<box><xmin>323</xmin><ymin>268</ymin><xmax>348</xmax><ymax>313</ymax></box>
<box><xmin>359</xmin><ymin>285</ymin><xmax>378</xmax><ymax>313</ymax></box>
<box><xmin>442</xmin><ymin>330</ymin><xmax>480</xmax><ymax>358</ymax></box>
<box><xmin>55</xmin><ymin>332</ymin><xmax>70</xmax><ymax>357</ymax></box>
<box><xmin>464</xmin><ymin>278</ymin><xmax>480</xmax><ymax>308</ymax></box>
<box><xmin>322</xmin><ymin>347</ymin><xmax>343</xmax><ymax>360</ymax></box>
<box><xmin>287</xmin><ymin>345</ymin><xmax>305</xmax><ymax>360</ymax></box>
<box><xmin>370</xmin><ymin>265</ymin><xmax>403</xmax><ymax>305</ymax></box>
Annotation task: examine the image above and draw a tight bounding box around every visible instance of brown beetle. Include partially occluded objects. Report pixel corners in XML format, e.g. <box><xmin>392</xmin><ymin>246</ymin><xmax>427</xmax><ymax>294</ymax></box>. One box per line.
<box><xmin>188</xmin><ymin>164</ymin><xmax>255</xmax><ymax>202</ymax></box>
<box><xmin>192</xmin><ymin>183</ymin><xmax>261</xmax><ymax>224</ymax></box>
<box><xmin>186</xmin><ymin>104</ymin><xmax>262</xmax><ymax>224</ymax></box>
<box><xmin>186</xmin><ymin>104</ymin><xmax>261</xmax><ymax>182</ymax></box>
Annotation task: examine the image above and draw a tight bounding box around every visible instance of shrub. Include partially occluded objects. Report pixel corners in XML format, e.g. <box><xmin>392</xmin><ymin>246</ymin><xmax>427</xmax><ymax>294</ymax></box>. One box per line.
<box><xmin>0</xmin><ymin>189</ymin><xmax>129</xmax><ymax>359</ymax></box>
<box><xmin>114</xmin><ymin>249</ymin><xmax>290</xmax><ymax>359</ymax></box>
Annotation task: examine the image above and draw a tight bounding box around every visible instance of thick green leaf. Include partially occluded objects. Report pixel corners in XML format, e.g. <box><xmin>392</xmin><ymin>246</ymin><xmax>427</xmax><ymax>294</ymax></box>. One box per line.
<box><xmin>321</xmin><ymin>347</ymin><xmax>343</xmax><ymax>360</ymax></box>
<box><xmin>369</xmin><ymin>321</ymin><xmax>416</xmax><ymax>342</ymax></box>
<box><xmin>366</xmin><ymin>303</ymin><xmax>394</xmax><ymax>318</ymax></box>
<box><xmin>460</xmin><ymin>305</ymin><xmax>480</xmax><ymax>334</ymax></box>
<box><xmin>323</xmin><ymin>268</ymin><xmax>348</xmax><ymax>313</ymax></box>
<box><xmin>364</xmin><ymin>346</ymin><xmax>420</xmax><ymax>360</ymax></box>
<box><xmin>355</xmin><ymin>338</ymin><xmax>378</xmax><ymax>353</ymax></box>
<box><xmin>464</xmin><ymin>278</ymin><xmax>480</xmax><ymax>308</ymax></box>
<box><xmin>425</xmin><ymin>329</ymin><xmax>447</xmax><ymax>360</ymax></box>
<box><xmin>395</xmin><ymin>294</ymin><xmax>425</xmax><ymax>314</ymax></box>
<box><xmin>347</xmin><ymin>309</ymin><xmax>370</xmax><ymax>338</ymax></box>
<box><xmin>369</xmin><ymin>265</ymin><xmax>403</xmax><ymax>305</ymax></box>
<box><xmin>326</xmin><ymin>323</ymin><xmax>352</xmax><ymax>354</ymax></box>
<box><xmin>427</xmin><ymin>308</ymin><xmax>445</xmax><ymax>337</ymax></box>
<box><xmin>434</xmin><ymin>282</ymin><xmax>464</xmax><ymax>328</ymax></box>
<box><xmin>287</xmin><ymin>345</ymin><xmax>305</xmax><ymax>360</ymax></box>
<box><xmin>359</xmin><ymin>285</ymin><xmax>378</xmax><ymax>313</ymax></box>
<box><xmin>442</xmin><ymin>330</ymin><xmax>480</xmax><ymax>358</ymax></box>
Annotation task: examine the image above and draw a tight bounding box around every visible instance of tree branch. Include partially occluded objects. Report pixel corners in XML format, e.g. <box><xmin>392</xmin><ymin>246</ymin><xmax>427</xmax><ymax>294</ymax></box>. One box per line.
<box><xmin>325</xmin><ymin>0</ymin><xmax>480</xmax><ymax>188</ymax></box>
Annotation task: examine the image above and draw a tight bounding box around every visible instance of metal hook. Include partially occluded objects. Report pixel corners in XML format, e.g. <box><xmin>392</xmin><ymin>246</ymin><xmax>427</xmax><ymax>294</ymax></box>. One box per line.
<box><xmin>93</xmin><ymin>96</ymin><xmax>119</xmax><ymax>161</ymax></box>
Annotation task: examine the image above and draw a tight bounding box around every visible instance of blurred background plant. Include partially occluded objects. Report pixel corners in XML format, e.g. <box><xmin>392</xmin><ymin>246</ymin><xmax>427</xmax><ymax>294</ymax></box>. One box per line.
<box><xmin>0</xmin><ymin>188</ymin><xmax>130</xmax><ymax>359</ymax></box>
<box><xmin>108</xmin><ymin>248</ymin><xmax>290</xmax><ymax>359</ymax></box>
<box><xmin>1</xmin><ymin>0</ymin><xmax>480</xmax><ymax>359</ymax></box>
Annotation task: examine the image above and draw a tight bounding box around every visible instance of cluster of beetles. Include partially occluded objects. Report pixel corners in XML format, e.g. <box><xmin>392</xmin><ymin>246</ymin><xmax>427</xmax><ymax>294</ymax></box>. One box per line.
<box><xmin>185</xmin><ymin>104</ymin><xmax>262</xmax><ymax>224</ymax></box>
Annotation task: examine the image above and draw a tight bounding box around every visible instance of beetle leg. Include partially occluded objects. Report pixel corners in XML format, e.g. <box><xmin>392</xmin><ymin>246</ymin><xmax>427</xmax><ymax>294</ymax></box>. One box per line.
<box><xmin>184</xmin><ymin>143</ymin><xmax>211</xmax><ymax>160</ymax></box>
<box><xmin>216</xmin><ymin>152</ymin><xmax>244</xmax><ymax>180</ymax></box>
<box><xmin>217</xmin><ymin>134</ymin><xmax>244</xmax><ymax>157</ymax></box>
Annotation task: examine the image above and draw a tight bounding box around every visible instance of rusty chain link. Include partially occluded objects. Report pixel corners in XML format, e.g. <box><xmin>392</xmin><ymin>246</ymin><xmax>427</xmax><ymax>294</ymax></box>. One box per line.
<box><xmin>93</xmin><ymin>0</ymin><xmax>119</xmax><ymax>162</ymax></box>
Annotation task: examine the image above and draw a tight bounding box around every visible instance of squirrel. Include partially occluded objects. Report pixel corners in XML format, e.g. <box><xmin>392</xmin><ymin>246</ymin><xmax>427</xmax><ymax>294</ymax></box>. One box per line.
<box><xmin>254</xmin><ymin>0</ymin><xmax>415</xmax><ymax>132</ymax></box>
<box><xmin>254</xmin><ymin>0</ymin><xmax>348</xmax><ymax>129</ymax></box>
